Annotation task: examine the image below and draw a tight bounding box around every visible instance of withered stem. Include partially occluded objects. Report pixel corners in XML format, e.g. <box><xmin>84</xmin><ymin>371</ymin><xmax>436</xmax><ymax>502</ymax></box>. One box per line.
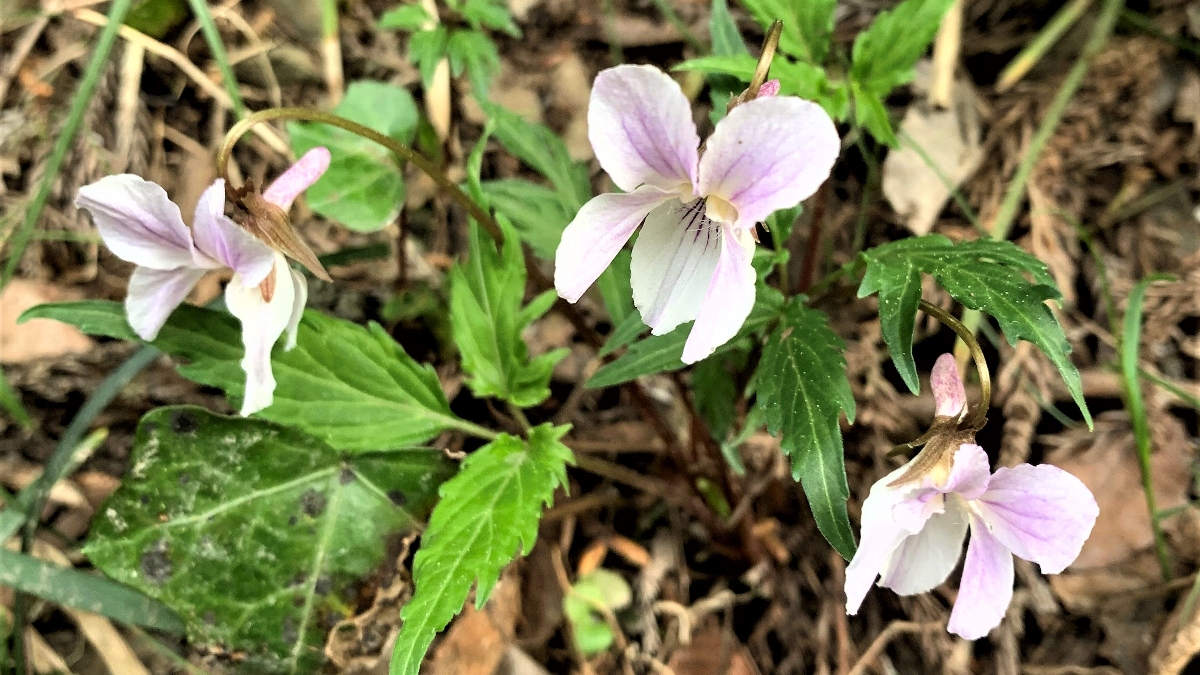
<box><xmin>747</xmin><ymin>21</ymin><xmax>783</xmax><ymax>99</ymax></box>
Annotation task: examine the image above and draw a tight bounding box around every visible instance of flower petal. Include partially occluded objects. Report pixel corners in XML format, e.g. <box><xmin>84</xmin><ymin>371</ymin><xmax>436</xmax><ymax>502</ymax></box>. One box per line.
<box><xmin>631</xmin><ymin>199</ymin><xmax>722</xmax><ymax>336</ymax></box>
<box><xmin>932</xmin><ymin>353</ymin><xmax>967</xmax><ymax>418</ymax></box>
<box><xmin>973</xmin><ymin>464</ymin><xmax>1099</xmax><ymax>574</ymax></box>
<box><xmin>225</xmin><ymin>253</ymin><xmax>296</xmax><ymax>416</ymax></box>
<box><xmin>263</xmin><ymin>147</ymin><xmax>332</xmax><ymax>211</ymax></box>
<box><xmin>845</xmin><ymin>464</ymin><xmax>921</xmax><ymax>614</ymax></box>
<box><xmin>697</xmin><ymin>96</ymin><xmax>839</xmax><ymax>227</ymax></box>
<box><xmin>942</xmin><ymin>444</ymin><xmax>991</xmax><ymax>501</ymax></box>
<box><xmin>588</xmin><ymin>65</ymin><xmax>700</xmax><ymax>192</ymax></box>
<box><xmin>76</xmin><ymin>174</ymin><xmax>196</xmax><ymax>270</ymax></box>
<box><xmin>555</xmin><ymin>188</ymin><xmax>672</xmax><ymax>303</ymax></box>
<box><xmin>284</xmin><ymin>268</ymin><xmax>308</xmax><ymax>351</ymax></box>
<box><xmin>879</xmin><ymin>497</ymin><xmax>968</xmax><ymax>595</ymax></box>
<box><xmin>191</xmin><ymin>179</ymin><xmax>275</xmax><ymax>285</ymax></box>
<box><xmin>681</xmin><ymin>226</ymin><xmax>755</xmax><ymax>363</ymax></box>
<box><xmin>125</xmin><ymin>266</ymin><xmax>206</xmax><ymax>340</ymax></box>
<box><xmin>947</xmin><ymin>516</ymin><xmax>1014</xmax><ymax>640</ymax></box>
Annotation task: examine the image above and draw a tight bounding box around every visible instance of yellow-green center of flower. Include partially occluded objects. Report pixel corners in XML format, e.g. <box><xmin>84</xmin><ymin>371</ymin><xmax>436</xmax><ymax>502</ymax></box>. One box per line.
<box><xmin>705</xmin><ymin>195</ymin><xmax>738</xmax><ymax>224</ymax></box>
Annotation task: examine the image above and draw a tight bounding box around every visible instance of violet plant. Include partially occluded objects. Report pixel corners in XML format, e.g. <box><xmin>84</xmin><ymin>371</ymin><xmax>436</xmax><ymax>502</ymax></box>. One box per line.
<box><xmin>15</xmin><ymin>3</ymin><xmax>1102</xmax><ymax>674</ymax></box>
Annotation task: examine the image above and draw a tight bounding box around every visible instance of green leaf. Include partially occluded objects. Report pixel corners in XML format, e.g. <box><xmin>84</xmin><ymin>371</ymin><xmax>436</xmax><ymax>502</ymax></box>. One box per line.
<box><xmin>378</xmin><ymin>4</ymin><xmax>431</xmax><ymax>30</ymax></box>
<box><xmin>596</xmin><ymin>249</ymin><xmax>634</xmax><ymax>326</ymax></box>
<box><xmin>857</xmin><ymin>234</ymin><xmax>1091</xmax><ymax>426</ymax></box>
<box><xmin>449</xmin><ymin>219</ymin><xmax>569</xmax><ymax>407</ymax></box>
<box><xmin>675</xmin><ymin>55</ymin><xmax>843</xmax><ymax>118</ymax></box>
<box><xmin>563</xmin><ymin>568</ymin><xmax>632</xmax><ymax>655</ymax></box>
<box><xmin>409</xmin><ymin>26</ymin><xmax>450</xmax><ymax>86</ymax></box>
<box><xmin>693</xmin><ymin>358</ymin><xmax>738</xmax><ymax>441</ymax></box>
<box><xmin>22</xmin><ymin>302</ymin><xmax>470</xmax><ymax>452</ymax></box>
<box><xmin>851</xmin><ymin>81</ymin><xmax>897</xmax><ymax>146</ymax></box>
<box><xmin>587</xmin><ymin>286</ymin><xmax>784</xmax><ymax>388</ymax></box>
<box><xmin>480</xmin><ymin>179</ymin><xmax>574</xmax><ymax>259</ymax></box>
<box><xmin>447</xmin><ymin>29</ymin><xmax>501</xmax><ymax>96</ymax></box>
<box><xmin>86</xmin><ymin>407</ymin><xmax>453</xmax><ymax>674</ymax></box>
<box><xmin>756</xmin><ymin>302</ymin><xmax>857</xmax><ymax>559</ymax></box>
<box><xmin>850</xmin><ymin>0</ymin><xmax>955</xmax><ymax>95</ymax></box>
<box><xmin>737</xmin><ymin>0</ymin><xmax>835</xmax><ymax>63</ymax></box>
<box><xmin>391</xmin><ymin>424</ymin><xmax>573</xmax><ymax>675</ymax></box>
<box><xmin>289</xmin><ymin>80</ymin><xmax>419</xmax><ymax>232</ymax></box>
<box><xmin>461</xmin><ymin>0</ymin><xmax>521</xmax><ymax>35</ymax></box>
<box><xmin>710</xmin><ymin>0</ymin><xmax>749</xmax><ymax>56</ymax></box>
<box><xmin>600</xmin><ymin>311</ymin><xmax>648</xmax><ymax>357</ymax></box>
<box><xmin>487</xmin><ymin>105</ymin><xmax>592</xmax><ymax>211</ymax></box>
<box><xmin>0</xmin><ymin>548</ymin><xmax>184</xmax><ymax>634</ymax></box>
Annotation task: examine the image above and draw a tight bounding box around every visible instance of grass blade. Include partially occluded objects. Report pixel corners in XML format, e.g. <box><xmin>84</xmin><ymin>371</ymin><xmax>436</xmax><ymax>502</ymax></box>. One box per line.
<box><xmin>0</xmin><ymin>0</ymin><xmax>134</xmax><ymax>289</ymax></box>
<box><xmin>184</xmin><ymin>0</ymin><xmax>247</xmax><ymax>117</ymax></box>
<box><xmin>0</xmin><ymin>369</ymin><xmax>32</xmax><ymax>430</ymax></box>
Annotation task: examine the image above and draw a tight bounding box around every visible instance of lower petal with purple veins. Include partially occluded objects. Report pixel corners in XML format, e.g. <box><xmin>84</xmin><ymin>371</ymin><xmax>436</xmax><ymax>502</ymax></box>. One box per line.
<box><xmin>681</xmin><ymin>225</ymin><xmax>755</xmax><ymax>363</ymax></box>
<box><xmin>947</xmin><ymin>516</ymin><xmax>1014</xmax><ymax>640</ymax></box>
<box><xmin>630</xmin><ymin>198</ymin><xmax>724</xmax><ymax>336</ymax></box>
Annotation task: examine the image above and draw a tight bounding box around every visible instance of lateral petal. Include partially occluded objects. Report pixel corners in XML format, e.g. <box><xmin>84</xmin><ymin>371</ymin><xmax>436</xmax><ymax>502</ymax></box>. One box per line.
<box><xmin>589</xmin><ymin>65</ymin><xmax>700</xmax><ymax>192</ymax></box>
<box><xmin>224</xmin><ymin>253</ymin><xmax>296</xmax><ymax>416</ymax></box>
<box><xmin>76</xmin><ymin>174</ymin><xmax>197</xmax><ymax>270</ymax></box>
<box><xmin>681</xmin><ymin>226</ymin><xmax>755</xmax><ymax>363</ymax></box>
<box><xmin>844</xmin><ymin>464</ymin><xmax>923</xmax><ymax>615</ymax></box>
<box><xmin>697</xmin><ymin>96</ymin><xmax>839</xmax><ymax>228</ymax></box>
<box><xmin>630</xmin><ymin>199</ymin><xmax>722</xmax><ymax>336</ymax></box>
<box><xmin>879</xmin><ymin>497</ymin><xmax>968</xmax><ymax>595</ymax></box>
<box><xmin>973</xmin><ymin>463</ymin><xmax>1099</xmax><ymax>574</ymax></box>
<box><xmin>191</xmin><ymin>179</ymin><xmax>275</xmax><ymax>285</ymax></box>
<box><xmin>555</xmin><ymin>187</ymin><xmax>671</xmax><ymax>303</ymax></box>
<box><xmin>125</xmin><ymin>266</ymin><xmax>206</xmax><ymax>340</ymax></box>
<box><xmin>947</xmin><ymin>516</ymin><xmax>1014</xmax><ymax>640</ymax></box>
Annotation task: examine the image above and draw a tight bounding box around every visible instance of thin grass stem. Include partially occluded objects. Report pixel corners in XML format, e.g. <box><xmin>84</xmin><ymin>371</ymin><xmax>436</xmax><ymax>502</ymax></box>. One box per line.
<box><xmin>184</xmin><ymin>0</ymin><xmax>246</xmax><ymax>117</ymax></box>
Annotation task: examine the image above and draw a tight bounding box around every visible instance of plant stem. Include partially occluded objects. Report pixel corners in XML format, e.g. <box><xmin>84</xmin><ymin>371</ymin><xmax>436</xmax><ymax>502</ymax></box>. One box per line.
<box><xmin>184</xmin><ymin>0</ymin><xmax>246</xmax><ymax>117</ymax></box>
<box><xmin>217</xmin><ymin>107</ymin><xmax>503</xmax><ymax>244</ymax></box>
<box><xmin>449</xmin><ymin>418</ymin><xmax>501</xmax><ymax>442</ymax></box>
<box><xmin>919</xmin><ymin>300</ymin><xmax>991</xmax><ymax>426</ymax></box>
<box><xmin>995</xmin><ymin>0</ymin><xmax>1094</xmax><ymax>92</ymax></box>
<box><xmin>0</xmin><ymin>0</ymin><xmax>133</xmax><ymax>289</ymax></box>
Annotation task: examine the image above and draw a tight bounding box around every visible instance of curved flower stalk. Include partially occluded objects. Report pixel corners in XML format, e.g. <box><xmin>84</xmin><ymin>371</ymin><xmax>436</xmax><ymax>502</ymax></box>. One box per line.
<box><xmin>554</xmin><ymin>64</ymin><xmax>840</xmax><ymax>363</ymax></box>
<box><xmin>75</xmin><ymin>148</ymin><xmax>332</xmax><ymax>416</ymax></box>
<box><xmin>844</xmin><ymin>354</ymin><xmax>1098</xmax><ymax>640</ymax></box>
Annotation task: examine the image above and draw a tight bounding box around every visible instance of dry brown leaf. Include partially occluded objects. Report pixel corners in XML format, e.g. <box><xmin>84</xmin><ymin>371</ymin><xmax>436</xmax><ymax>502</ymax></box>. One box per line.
<box><xmin>667</xmin><ymin>624</ymin><xmax>760</xmax><ymax>675</ymax></box>
<box><xmin>65</xmin><ymin>609</ymin><xmax>150</xmax><ymax>675</ymax></box>
<box><xmin>27</xmin><ymin>628</ymin><xmax>75</xmax><ymax>675</ymax></box>
<box><xmin>0</xmin><ymin>279</ymin><xmax>92</xmax><ymax>364</ymax></box>
<box><xmin>428</xmin><ymin>566</ymin><xmax>522</xmax><ymax>675</ymax></box>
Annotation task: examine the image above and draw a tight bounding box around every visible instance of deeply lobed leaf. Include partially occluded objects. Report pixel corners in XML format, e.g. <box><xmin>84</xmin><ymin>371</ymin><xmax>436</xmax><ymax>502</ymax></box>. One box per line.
<box><xmin>391</xmin><ymin>424</ymin><xmax>574</xmax><ymax>675</ymax></box>
<box><xmin>756</xmin><ymin>302</ymin><xmax>857</xmax><ymax>559</ymax></box>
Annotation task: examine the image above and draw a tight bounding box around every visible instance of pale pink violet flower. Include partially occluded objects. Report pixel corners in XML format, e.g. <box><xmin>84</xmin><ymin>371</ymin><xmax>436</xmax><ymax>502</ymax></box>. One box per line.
<box><xmin>75</xmin><ymin>147</ymin><xmax>332</xmax><ymax>416</ymax></box>
<box><xmin>844</xmin><ymin>354</ymin><xmax>1099</xmax><ymax>640</ymax></box>
<box><xmin>554</xmin><ymin>65</ymin><xmax>840</xmax><ymax>363</ymax></box>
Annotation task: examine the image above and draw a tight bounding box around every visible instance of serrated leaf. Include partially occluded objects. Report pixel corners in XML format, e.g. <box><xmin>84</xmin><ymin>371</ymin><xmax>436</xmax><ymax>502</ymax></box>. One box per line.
<box><xmin>737</xmin><ymin>0</ymin><xmax>835</xmax><ymax>63</ymax></box>
<box><xmin>289</xmin><ymin>81</ymin><xmax>419</xmax><ymax>231</ymax></box>
<box><xmin>461</xmin><ymin>0</ymin><xmax>520</xmax><ymax>35</ymax></box>
<box><xmin>86</xmin><ymin>407</ymin><xmax>452</xmax><ymax>674</ymax></box>
<box><xmin>674</xmin><ymin>55</ymin><xmax>844</xmax><ymax>119</ymax></box>
<box><xmin>391</xmin><ymin>424</ymin><xmax>573</xmax><ymax>675</ymax></box>
<box><xmin>850</xmin><ymin>0</ymin><xmax>955</xmax><ymax>95</ymax></box>
<box><xmin>487</xmin><ymin>105</ymin><xmax>592</xmax><ymax>211</ymax></box>
<box><xmin>379</xmin><ymin>4</ymin><xmax>431</xmax><ymax>30</ymax></box>
<box><xmin>409</xmin><ymin>26</ymin><xmax>450</xmax><ymax>86</ymax></box>
<box><xmin>22</xmin><ymin>302</ymin><xmax>468</xmax><ymax>452</ymax></box>
<box><xmin>449</xmin><ymin>219</ymin><xmax>568</xmax><ymax>407</ymax></box>
<box><xmin>600</xmin><ymin>311</ymin><xmax>648</xmax><ymax>358</ymax></box>
<box><xmin>596</xmin><ymin>249</ymin><xmax>634</xmax><ymax>326</ymax></box>
<box><xmin>587</xmin><ymin>286</ymin><xmax>784</xmax><ymax>388</ymax></box>
<box><xmin>710</xmin><ymin>0</ymin><xmax>748</xmax><ymax>57</ymax></box>
<box><xmin>851</xmin><ymin>82</ymin><xmax>897</xmax><ymax>146</ymax></box>
<box><xmin>857</xmin><ymin>234</ymin><xmax>1091</xmax><ymax>426</ymax></box>
<box><xmin>756</xmin><ymin>302</ymin><xmax>856</xmax><ymax>559</ymax></box>
<box><xmin>480</xmin><ymin>179</ymin><xmax>574</xmax><ymax>259</ymax></box>
<box><xmin>447</xmin><ymin>29</ymin><xmax>501</xmax><ymax>96</ymax></box>
<box><xmin>693</xmin><ymin>358</ymin><xmax>738</xmax><ymax>441</ymax></box>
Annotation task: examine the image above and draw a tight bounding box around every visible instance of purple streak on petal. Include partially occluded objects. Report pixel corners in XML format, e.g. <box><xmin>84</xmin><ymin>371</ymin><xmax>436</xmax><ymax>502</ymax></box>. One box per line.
<box><xmin>263</xmin><ymin>147</ymin><xmax>332</xmax><ymax>210</ymax></box>
<box><xmin>225</xmin><ymin>253</ymin><xmax>295</xmax><ymax>416</ymax></box>
<box><xmin>124</xmin><ymin>266</ymin><xmax>207</xmax><ymax>340</ymax></box>
<box><xmin>973</xmin><ymin>464</ymin><xmax>1099</xmax><ymax>574</ymax></box>
<box><xmin>76</xmin><ymin>174</ymin><xmax>197</xmax><ymax>270</ymax></box>
<box><xmin>588</xmin><ymin>65</ymin><xmax>700</xmax><ymax>192</ymax></box>
<box><xmin>844</xmin><ymin>463</ymin><xmax>923</xmax><ymax>614</ymax></box>
<box><xmin>681</xmin><ymin>226</ymin><xmax>756</xmax><ymax>363</ymax></box>
<box><xmin>879</xmin><ymin>498</ymin><xmax>968</xmax><ymax>595</ymax></box>
<box><xmin>555</xmin><ymin>187</ymin><xmax>672</xmax><ymax>303</ymax></box>
<box><xmin>932</xmin><ymin>353</ymin><xmax>967</xmax><ymax>417</ymax></box>
<box><xmin>947</xmin><ymin>516</ymin><xmax>1014</xmax><ymax>640</ymax></box>
<box><xmin>191</xmin><ymin>179</ymin><xmax>275</xmax><ymax>284</ymax></box>
<box><xmin>757</xmin><ymin>80</ymin><xmax>780</xmax><ymax>98</ymax></box>
<box><xmin>630</xmin><ymin>198</ymin><xmax>722</xmax><ymax>335</ymax></box>
<box><xmin>697</xmin><ymin>96</ymin><xmax>840</xmax><ymax>228</ymax></box>
<box><xmin>943</xmin><ymin>444</ymin><xmax>991</xmax><ymax>500</ymax></box>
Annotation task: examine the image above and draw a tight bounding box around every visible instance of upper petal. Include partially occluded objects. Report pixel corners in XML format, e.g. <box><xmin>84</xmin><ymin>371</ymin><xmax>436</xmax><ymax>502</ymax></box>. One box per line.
<box><xmin>262</xmin><ymin>147</ymin><xmax>332</xmax><ymax>211</ymax></box>
<box><xmin>588</xmin><ymin>65</ymin><xmax>700</xmax><ymax>192</ymax></box>
<box><xmin>973</xmin><ymin>463</ymin><xmax>1099</xmax><ymax>574</ymax></box>
<box><xmin>555</xmin><ymin>187</ymin><xmax>672</xmax><ymax>303</ymax></box>
<box><xmin>697</xmin><ymin>96</ymin><xmax>839</xmax><ymax>227</ymax></box>
<box><xmin>630</xmin><ymin>199</ymin><xmax>722</xmax><ymax>336</ymax></box>
<box><xmin>879</xmin><ymin>497</ymin><xmax>968</xmax><ymax>595</ymax></box>
<box><xmin>681</xmin><ymin>227</ymin><xmax>755</xmax><ymax>363</ymax></box>
<box><xmin>844</xmin><ymin>464</ymin><xmax>923</xmax><ymax>614</ymax></box>
<box><xmin>191</xmin><ymin>179</ymin><xmax>275</xmax><ymax>285</ymax></box>
<box><xmin>947</xmin><ymin>516</ymin><xmax>1014</xmax><ymax>640</ymax></box>
<box><xmin>225</xmin><ymin>253</ymin><xmax>296</xmax><ymax>416</ymax></box>
<box><xmin>942</xmin><ymin>444</ymin><xmax>991</xmax><ymax>501</ymax></box>
<box><xmin>932</xmin><ymin>353</ymin><xmax>967</xmax><ymax>418</ymax></box>
<box><xmin>76</xmin><ymin>174</ymin><xmax>197</xmax><ymax>270</ymax></box>
<box><xmin>124</xmin><ymin>266</ymin><xmax>206</xmax><ymax>340</ymax></box>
